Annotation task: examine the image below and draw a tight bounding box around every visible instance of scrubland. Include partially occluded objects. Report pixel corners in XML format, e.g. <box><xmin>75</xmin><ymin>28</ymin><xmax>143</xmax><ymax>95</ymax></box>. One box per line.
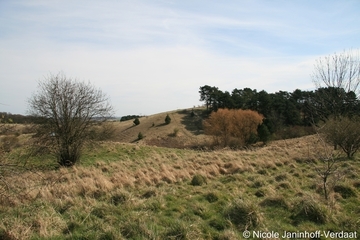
<box><xmin>1</xmin><ymin>133</ymin><xmax>359</xmax><ymax>239</ymax></box>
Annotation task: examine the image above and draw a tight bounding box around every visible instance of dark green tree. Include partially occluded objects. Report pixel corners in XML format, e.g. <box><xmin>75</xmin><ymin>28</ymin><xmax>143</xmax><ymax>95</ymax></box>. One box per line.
<box><xmin>199</xmin><ymin>85</ymin><xmax>221</xmax><ymax>111</ymax></box>
<box><xmin>257</xmin><ymin>123</ymin><xmax>271</xmax><ymax>144</ymax></box>
<box><xmin>165</xmin><ymin>114</ymin><xmax>171</xmax><ymax>124</ymax></box>
<box><xmin>133</xmin><ymin>117</ymin><xmax>140</xmax><ymax>125</ymax></box>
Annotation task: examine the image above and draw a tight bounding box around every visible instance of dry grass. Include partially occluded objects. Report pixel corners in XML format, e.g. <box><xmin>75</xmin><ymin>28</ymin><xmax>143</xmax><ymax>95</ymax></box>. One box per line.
<box><xmin>0</xmin><ymin>135</ymin><xmax>345</xmax><ymax>206</ymax></box>
<box><xmin>0</xmin><ymin>114</ymin><xmax>359</xmax><ymax>238</ymax></box>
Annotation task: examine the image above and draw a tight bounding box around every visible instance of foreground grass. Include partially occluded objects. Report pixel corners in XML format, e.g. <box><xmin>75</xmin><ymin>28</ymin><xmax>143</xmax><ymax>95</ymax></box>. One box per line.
<box><xmin>1</xmin><ymin>136</ymin><xmax>359</xmax><ymax>239</ymax></box>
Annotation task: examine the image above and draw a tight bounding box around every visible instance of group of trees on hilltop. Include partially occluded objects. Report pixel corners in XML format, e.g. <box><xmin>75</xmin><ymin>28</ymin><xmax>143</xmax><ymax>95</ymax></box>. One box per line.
<box><xmin>199</xmin><ymin>86</ymin><xmax>360</xmax><ymax>137</ymax></box>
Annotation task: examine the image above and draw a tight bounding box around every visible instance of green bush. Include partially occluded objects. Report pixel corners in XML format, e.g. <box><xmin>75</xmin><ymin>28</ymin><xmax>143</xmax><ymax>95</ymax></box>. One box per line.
<box><xmin>138</xmin><ymin>132</ymin><xmax>144</xmax><ymax>140</ymax></box>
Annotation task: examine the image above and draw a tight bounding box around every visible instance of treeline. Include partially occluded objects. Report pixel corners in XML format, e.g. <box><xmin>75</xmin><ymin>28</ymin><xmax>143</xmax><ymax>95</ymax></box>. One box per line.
<box><xmin>199</xmin><ymin>85</ymin><xmax>360</xmax><ymax>137</ymax></box>
<box><xmin>0</xmin><ymin>112</ymin><xmax>45</xmax><ymax>124</ymax></box>
<box><xmin>120</xmin><ymin>115</ymin><xmax>141</xmax><ymax>122</ymax></box>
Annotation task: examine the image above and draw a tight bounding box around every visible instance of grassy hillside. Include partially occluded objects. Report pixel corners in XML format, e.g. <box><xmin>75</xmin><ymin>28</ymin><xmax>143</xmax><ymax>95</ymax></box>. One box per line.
<box><xmin>0</xmin><ymin>109</ymin><xmax>359</xmax><ymax>239</ymax></box>
<box><xmin>112</xmin><ymin>108</ymin><xmax>210</xmax><ymax>148</ymax></box>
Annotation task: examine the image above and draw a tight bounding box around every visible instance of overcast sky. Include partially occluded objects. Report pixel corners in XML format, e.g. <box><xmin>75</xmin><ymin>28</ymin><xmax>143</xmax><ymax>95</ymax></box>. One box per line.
<box><xmin>1</xmin><ymin>0</ymin><xmax>359</xmax><ymax>116</ymax></box>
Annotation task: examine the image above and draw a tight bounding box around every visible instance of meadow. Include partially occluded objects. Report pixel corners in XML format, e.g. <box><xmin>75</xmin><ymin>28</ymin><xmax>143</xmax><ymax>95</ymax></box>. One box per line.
<box><xmin>0</xmin><ymin>109</ymin><xmax>359</xmax><ymax>239</ymax></box>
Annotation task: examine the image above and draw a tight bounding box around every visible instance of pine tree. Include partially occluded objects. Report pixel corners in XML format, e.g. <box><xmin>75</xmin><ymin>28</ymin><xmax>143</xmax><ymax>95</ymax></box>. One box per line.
<box><xmin>165</xmin><ymin>114</ymin><xmax>171</xmax><ymax>124</ymax></box>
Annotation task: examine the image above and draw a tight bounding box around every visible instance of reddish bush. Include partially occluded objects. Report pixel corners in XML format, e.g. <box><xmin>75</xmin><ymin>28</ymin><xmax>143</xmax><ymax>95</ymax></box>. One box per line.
<box><xmin>203</xmin><ymin>109</ymin><xmax>263</xmax><ymax>148</ymax></box>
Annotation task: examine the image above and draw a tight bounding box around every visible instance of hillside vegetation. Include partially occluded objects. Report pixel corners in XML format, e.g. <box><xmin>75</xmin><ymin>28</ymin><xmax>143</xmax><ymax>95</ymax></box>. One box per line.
<box><xmin>1</xmin><ymin>108</ymin><xmax>359</xmax><ymax>239</ymax></box>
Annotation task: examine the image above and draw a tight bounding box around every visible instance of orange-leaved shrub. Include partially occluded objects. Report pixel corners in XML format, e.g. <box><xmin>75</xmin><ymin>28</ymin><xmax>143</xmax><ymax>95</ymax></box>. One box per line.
<box><xmin>203</xmin><ymin>108</ymin><xmax>263</xmax><ymax>148</ymax></box>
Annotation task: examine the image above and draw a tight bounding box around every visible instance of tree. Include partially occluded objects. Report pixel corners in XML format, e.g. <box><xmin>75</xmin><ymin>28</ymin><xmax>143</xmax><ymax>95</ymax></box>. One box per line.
<box><xmin>28</xmin><ymin>72</ymin><xmax>113</xmax><ymax>166</ymax></box>
<box><xmin>133</xmin><ymin>117</ymin><xmax>140</xmax><ymax>125</ymax></box>
<box><xmin>199</xmin><ymin>85</ymin><xmax>221</xmax><ymax>111</ymax></box>
<box><xmin>165</xmin><ymin>114</ymin><xmax>171</xmax><ymax>125</ymax></box>
<box><xmin>257</xmin><ymin>123</ymin><xmax>271</xmax><ymax>144</ymax></box>
<box><xmin>312</xmin><ymin>49</ymin><xmax>360</xmax><ymax>97</ymax></box>
<box><xmin>320</xmin><ymin>116</ymin><xmax>360</xmax><ymax>159</ymax></box>
<box><xmin>311</xmin><ymin>50</ymin><xmax>360</xmax><ymax>120</ymax></box>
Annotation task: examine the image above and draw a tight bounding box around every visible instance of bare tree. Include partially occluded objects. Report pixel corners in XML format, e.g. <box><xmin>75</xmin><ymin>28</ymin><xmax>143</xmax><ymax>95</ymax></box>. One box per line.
<box><xmin>310</xmin><ymin>50</ymin><xmax>360</xmax><ymax>122</ymax></box>
<box><xmin>28</xmin><ymin>72</ymin><xmax>114</xmax><ymax>166</ymax></box>
<box><xmin>312</xmin><ymin>133</ymin><xmax>342</xmax><ymax>201</ymax></box>
<box><xmin>312</xmin><ymin>49</ymin><xmax>360</xmax><ymax>96</ymax></box>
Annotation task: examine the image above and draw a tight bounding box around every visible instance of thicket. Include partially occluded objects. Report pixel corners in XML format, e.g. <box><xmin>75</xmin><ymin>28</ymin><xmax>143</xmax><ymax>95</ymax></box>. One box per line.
<box><xmin>203</xmin><ymin>108</ymin><xmax>263</xmax><ymax>148</ymax></box>
<box><xmin>120</xmin><ymin>115</ymin><xmax>141</xmax><ymax>122</ymax></box>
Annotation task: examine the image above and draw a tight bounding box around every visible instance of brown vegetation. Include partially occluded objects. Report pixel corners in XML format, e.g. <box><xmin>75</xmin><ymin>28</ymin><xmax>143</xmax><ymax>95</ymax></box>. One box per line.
<box><xmin>203</xmin><ymin>108</ymin><xmax>263</xmax><ymax>148</ymax></box>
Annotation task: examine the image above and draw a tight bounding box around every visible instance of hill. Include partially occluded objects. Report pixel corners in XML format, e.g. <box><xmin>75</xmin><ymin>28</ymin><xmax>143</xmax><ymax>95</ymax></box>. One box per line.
<box><xmin>112</xmin><ymin>108</ymin><xmax>210</xmax><ymax>148</ymax></box>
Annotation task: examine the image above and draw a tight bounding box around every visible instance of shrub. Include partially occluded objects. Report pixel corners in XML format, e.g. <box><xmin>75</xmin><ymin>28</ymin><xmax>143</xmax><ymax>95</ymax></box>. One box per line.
<box><xmin>172</xmin><ymin>128</ymin><xmax>179</xmax><ymax>137</ymax></box>
<box><xmin>320</xmin><ymin>116</ymin><xmax>360</xmax><ymax>158</ymax></box>
<box><xmin>203</xmin><ymin>108</ymin><xmax>263</xmax><ymax>148</ymax></box>
<box><xmin>133</xmin><ymin>117</ymin><xmax>140</xmax><ymax>126</ymax></box>
<box><xmin>165</xmin><ymin>114</ymin><xmax>171</xmax><ymax>125</ymax></box>
<box><xmin>138</xmin><ymin>132</ymin><xmax>144</xmax><ymax>140</ymax></box>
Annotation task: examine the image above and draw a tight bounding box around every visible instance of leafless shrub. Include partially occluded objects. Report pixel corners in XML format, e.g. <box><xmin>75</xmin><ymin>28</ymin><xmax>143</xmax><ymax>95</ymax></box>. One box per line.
<box><xmin>28</xmin><ymin>72</ymin><xmax>114</xmax><ymax>166</ymax></box>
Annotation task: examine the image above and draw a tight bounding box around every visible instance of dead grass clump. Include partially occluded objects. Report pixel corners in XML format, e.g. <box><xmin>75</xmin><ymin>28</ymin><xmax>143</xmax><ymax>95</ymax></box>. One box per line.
<box><xmin>291</xmin><ymin>197</ymin><xmax>328</xmax><ymax>225</ymax></box>
<box><xmin>224</xmin><ymin>199</ymin><xmax>263</xmax><ymax>230</ymax></box>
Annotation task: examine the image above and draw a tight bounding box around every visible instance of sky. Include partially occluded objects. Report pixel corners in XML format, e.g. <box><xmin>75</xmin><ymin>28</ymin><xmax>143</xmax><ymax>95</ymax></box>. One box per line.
<box><xmin>1</xmin><ymin>0</ymin><xmax>360</xmax><ymax>117</ymax></box>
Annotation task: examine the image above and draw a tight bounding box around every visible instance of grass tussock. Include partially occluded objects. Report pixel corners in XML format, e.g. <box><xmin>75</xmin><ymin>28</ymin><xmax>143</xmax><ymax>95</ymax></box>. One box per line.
<box><xmin>224</xmin><ymin>199</ymin><xmax>263</xmax><ymax>230</ymax></box>
<box><xmin>291</xmin><ymin>196</ymin><xmax>329</xmax><ymax>225</ymax></box>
